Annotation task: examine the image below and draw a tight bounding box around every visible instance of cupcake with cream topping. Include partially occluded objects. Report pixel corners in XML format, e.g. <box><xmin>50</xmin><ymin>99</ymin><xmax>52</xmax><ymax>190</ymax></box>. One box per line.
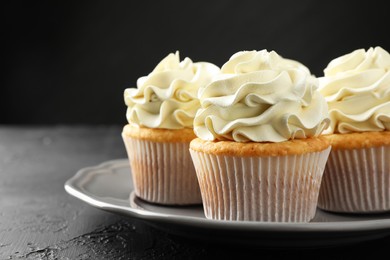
<box><xmin>189</xmin><ymin>50</ymin><xmax>331</xmax><ymax>222</ymax></box>
<box><xmin>122</xmin><ymin>51</ymin><xmax>220</xmax><ymax>205</ymax></box>
<box><xmin>318</xmin><ymin>46</ymin><xmax>390</xmax><ymax>213</ymax></box>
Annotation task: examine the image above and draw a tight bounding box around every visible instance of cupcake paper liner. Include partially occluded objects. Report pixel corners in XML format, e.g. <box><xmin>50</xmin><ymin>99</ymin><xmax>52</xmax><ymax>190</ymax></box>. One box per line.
<box><xmin>189</xmin><ymin>147</ymin><xmax>331</xmax><ymax>222</ymax></box>
<box><xmin>122</xmin><ymin>135</ymin><xmax>202</xmax><ymax>205</ymax></box>
<box><xmin>318</xmin><ymin>145</ymin><xmax>390</xmax><ymax>213</ymax></box>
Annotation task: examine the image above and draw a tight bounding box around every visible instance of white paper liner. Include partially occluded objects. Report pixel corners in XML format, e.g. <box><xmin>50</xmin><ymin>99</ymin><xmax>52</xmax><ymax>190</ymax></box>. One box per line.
<box><xmin>122</xmin><ymin>135</ymin><xmax>202</xmax><ymax>205</ymax></box>
<box><xmin>189</xmin><ymin>147</ymin><xmax>331</xmax><ymax>222</ymax></box>
<box><xmin>318</xmin><ymin>145</ymin><xmax>390</xmax><ymax>213</ymax></box>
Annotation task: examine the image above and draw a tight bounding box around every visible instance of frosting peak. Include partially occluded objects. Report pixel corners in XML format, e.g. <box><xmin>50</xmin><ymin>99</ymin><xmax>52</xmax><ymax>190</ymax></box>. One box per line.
<box><xmin>319</xmin><ymin>46</ymin><xmax>390</xmax><ymax>134</ymax></box>
<box><xmin>194</xmin><ymin>50</ymin><xmax>330</xmax><ymax>142</ymax></box>
<box><xmin>221</xmin><ymin>50</ymin><xmax>310</xmax><ymax>75</ymax></box>
<box><xmin>125</xmin><ymin>52</ymin><xmax>220</xmax><ymax>129</ymax></box>
<box><xmin>324</xmin><ymin>47</ymin><xmax>390</xmax><ymax>77</ymax></box>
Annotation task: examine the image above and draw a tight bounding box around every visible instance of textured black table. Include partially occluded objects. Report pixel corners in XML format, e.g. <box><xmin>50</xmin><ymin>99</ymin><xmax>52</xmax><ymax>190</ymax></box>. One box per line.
<box><xmin>1</xmin><ymin>126</ymin><xmax>390</xmax><ymax>259</ymax></box>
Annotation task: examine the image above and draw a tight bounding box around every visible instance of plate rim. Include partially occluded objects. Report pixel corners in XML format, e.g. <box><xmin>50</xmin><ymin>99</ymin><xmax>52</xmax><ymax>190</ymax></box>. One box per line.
<box><xmin>64</xmin><ymin>159</ymin><xmax>390</xmax><ymax>233</ymax></box>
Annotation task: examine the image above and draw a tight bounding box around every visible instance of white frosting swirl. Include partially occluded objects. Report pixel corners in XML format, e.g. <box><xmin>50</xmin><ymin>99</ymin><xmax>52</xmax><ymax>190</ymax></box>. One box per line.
<box><xmin>124</xmin><ymin>52</ymin><xmax>220</xmax><ymax>129</ymax></box>
<box><xmin>319</xmin><ymin>46</ymin><xmax>390</xmax><ymax>134</ymax></box>
<box><xmin>194</xmin><ymin>50</ymin><xmax>330</xmax><ymax>142</ymax></box>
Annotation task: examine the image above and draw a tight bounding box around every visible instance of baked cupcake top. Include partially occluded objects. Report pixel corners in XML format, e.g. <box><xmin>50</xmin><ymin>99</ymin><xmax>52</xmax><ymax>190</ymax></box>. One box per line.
<box><xmin>193</xmin><ymin>50</ymin><xmax>330</xmax><ymax>142</ymax></box>
<box><xmin>319</xmin><ymin>46</ymin><xmax>390</xmax><ymax>134</ymax></box>
<box><xmin>124</xmin><ymin>52</ymin><xmax>220</xmax><ymax>129</ymax></box>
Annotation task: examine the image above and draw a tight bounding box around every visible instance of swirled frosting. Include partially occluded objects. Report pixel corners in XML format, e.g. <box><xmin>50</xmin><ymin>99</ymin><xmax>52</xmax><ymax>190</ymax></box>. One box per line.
<box><xmin>124</xmin><ymin>52</ymin><xmax>220</xmax><ymax>129</ymax></box>
<box><xmin>194</xmin><ymin>50</ymin><xmax>330</xmax><ymax>142</ymax></box>
<box><xmin>319</xmin><ymin>46</ymin><xmax>390</xmax><ymax>134</ymax></box>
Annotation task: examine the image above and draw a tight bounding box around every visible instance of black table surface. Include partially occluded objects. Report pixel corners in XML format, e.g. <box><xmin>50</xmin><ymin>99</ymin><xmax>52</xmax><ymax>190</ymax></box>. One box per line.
<box><xmin>1</xmin><ymin>125</ymin><xmax>390</xmax><ymax>259</ymax></box>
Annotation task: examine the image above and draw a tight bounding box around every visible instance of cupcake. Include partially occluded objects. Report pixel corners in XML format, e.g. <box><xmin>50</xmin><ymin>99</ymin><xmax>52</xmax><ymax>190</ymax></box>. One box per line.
<box><xmin>189</xmin><ymin>50</ymin><xmax>331</xmax><ymax>222</ymax></box>
<box><xmin>122</xmin><ymin>51</ymin><xmax>220</xmax><ymax>205</ymax></box>
<box><xmin>317</xmin><ymin>46</ymin><xmax>390</xmax><ymax>213</ymax></box>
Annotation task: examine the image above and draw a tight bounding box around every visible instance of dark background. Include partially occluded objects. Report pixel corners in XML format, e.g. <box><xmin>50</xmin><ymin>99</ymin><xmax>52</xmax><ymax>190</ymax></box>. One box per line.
<box><xmin>3</xmin><ymin>1</ymin><xmax>390</xmax><ymax>125</ymax></box>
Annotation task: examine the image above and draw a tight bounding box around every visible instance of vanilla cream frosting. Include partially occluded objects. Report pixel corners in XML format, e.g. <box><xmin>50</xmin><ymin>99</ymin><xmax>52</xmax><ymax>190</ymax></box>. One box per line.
<box><xmin>124</xmin><ymin>52</ymin><xmax>220</xmax><ymax>129</ymax></box>
<box><xmin>319</xmin><ymin>46</ymin><xmax>390</xmax><ymax>134</ymax></box>
<box><xmin>194</xmin><ymin>50</ymin><xmax>330</xmax><ymax>142</ymax></box>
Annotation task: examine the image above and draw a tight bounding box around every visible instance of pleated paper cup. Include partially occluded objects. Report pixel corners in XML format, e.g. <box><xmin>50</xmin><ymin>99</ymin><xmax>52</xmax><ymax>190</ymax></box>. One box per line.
<box><xmin>122</xmin><ymin>125</ymin><xmax>202</xmax><ymax>205</ymax></box>
<box><xmin>318</xmin><ymin>145</ymin><xmax>390</xmax><ymax>213</ymax></box>
<box><xmin>189</xmin><ymin>138</ymin><xmax>331</xmax><ymax>222</ymax></box>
